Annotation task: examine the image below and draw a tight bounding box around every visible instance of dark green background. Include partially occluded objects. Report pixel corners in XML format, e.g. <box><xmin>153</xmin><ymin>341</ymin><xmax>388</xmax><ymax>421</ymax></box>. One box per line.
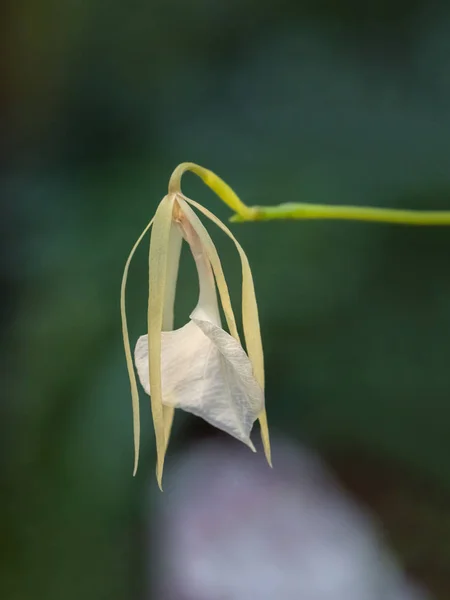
<box><xmin>1</xmin><ymin>1</ymin><xmax>450</xmax><ymax>598</ymax></box>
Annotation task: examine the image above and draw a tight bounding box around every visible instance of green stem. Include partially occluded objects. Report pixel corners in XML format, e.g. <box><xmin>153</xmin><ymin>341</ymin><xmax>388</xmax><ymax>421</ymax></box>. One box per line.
<box><xmin>168</xmin><ymin>163</ymin><xmax>450</xmax><ymax>227</ymax></box>
<box><xmin>168</xmin><ymin>162</ymin><xmax>255</xmax><ymax>219</ymax></box>
<box><xmin>230</xmin><ymin>202</ymin><xmax>450</xmax><ymax>226</ymax></box>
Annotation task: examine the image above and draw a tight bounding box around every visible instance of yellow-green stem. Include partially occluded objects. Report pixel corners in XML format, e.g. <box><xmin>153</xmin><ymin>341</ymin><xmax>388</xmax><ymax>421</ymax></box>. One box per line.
<box><xmin>169</xmin><ymin>163</ymin><xmax>450</xmax><ymax>227</ymax></box>
<box><xmin>230</xmin><ymin>202</ymin><xmax>450</xmax><ymax>225</ymax></box>
<box><xmin>168</xmin><ymin>162</ymin><xmax>255</xmax><ymax>219</ymax></box>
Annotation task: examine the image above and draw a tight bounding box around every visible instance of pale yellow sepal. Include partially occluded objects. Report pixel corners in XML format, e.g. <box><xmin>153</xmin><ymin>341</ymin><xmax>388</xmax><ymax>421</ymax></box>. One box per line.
<box><xmin>160</xmin><ymin>217</ymin><xmax>183</xmax><ymax>458</ymax></box>
<box><xmin>176</xmin><ymin>199</ymin><xmax>240</xmax><ymax>343</ymax></box>
<box><xmin>184</xmin><ymin>197</ymin><xmax>272</xmax><ymax>467</ymax></box>
<box><xmin>148</xmin><ymin>194</ymin><xmax>178</xmax><ymax>489</ymax></box>
<box><xmin>120</xmin><ymin>216</ymin><xmax>154</xmax><ymax>476</ymax></box>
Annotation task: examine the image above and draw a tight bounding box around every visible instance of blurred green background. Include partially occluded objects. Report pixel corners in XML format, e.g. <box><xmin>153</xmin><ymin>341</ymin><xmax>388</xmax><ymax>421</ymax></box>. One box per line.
<box><xmin>1</xmin><ymin>0</ymin><xmax>450</xmax><ymax>598</ymax></box>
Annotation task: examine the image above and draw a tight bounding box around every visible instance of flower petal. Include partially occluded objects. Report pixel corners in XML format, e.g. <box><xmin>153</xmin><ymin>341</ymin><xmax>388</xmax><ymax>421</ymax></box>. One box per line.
<box><xmin>177</xmin><ymin>198</ymin><xmax>240</xmax><ymax>343</ymax></box>
<box><xmin>120</xmin><ymin>216</ymin><xmax>154</xmax><ymax>476</ymax></box>
<box><xmin>148</xmin><ymin>194</ymin><xmax>177</xmax><ymax>489</ymax></box>
<box><xmin>162</xmin><ymin>214</ymin><xmax>183</xmax><ymax>331</ymax></box>
<box><xmin>160</xmin><ymin>214</ymin><xmax>183</xmax><ymax>456</ymax></box>
<box><xmin>134</xmin><ymin>317</ymin><xmax>263</xmax><ymax>449</ymax></box>
<box><xmin>174</xmin><ymin>204</ymin><xmax>221</xmax><ymax>327</ymax></box>
<box><xmin>183</xmin><ymin>197</ymin><xmax>272</xmax><ymax>466</ymax></box>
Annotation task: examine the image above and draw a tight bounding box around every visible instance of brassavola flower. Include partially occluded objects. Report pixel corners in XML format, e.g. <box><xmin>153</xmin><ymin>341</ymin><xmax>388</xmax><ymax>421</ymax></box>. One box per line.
<box><xmin>121</xmin><ymin>166</ymin><xmax>271</xmax><ymax>488</ymax></box>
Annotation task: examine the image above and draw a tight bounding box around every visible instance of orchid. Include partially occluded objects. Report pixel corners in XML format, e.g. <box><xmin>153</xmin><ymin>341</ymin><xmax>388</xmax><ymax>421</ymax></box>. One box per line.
<box><xmin>121</xmin><ymin>164</ymin><xmax>271</xmax><ymax>488</ymax></box>
<box><xmin>121</xmin><ymin>162</ymin><xmax>450</xmax><ymax>490</ymax></box>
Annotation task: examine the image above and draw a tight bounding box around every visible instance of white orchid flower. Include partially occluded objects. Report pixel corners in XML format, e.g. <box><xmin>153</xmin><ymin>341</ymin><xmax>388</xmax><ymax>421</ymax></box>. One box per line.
<box><xmin>121</xmin><ymin>166</ymin><xmax>271</xmax><ymax>488</ymax></box>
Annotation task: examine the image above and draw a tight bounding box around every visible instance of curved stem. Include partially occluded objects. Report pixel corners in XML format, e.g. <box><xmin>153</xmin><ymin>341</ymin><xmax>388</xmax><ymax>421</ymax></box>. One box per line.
<box><xmin>230</xmin><ymin>202</ymin><xmax>450</xmax><ymax>226</ymax></box>
<box><xmin>169</xmin><ymin>162</ymin><xmax>450</xmax><ymax>227</ymax></box>
<box><xmin>168</xmin><ymin>162</ymin><xmax>255</xmax><ymax>218</ymax></box>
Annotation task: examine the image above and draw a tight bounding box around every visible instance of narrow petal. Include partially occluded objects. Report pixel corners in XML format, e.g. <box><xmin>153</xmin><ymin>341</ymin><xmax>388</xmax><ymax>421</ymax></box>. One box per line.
<box><xmin>162</xmin><ymin>216</ymin><xmax>183</xmax><ymax>330</ymax></box>
<box><xmin>183</xmin><ymin>197</ymin><xmax>272</xmax><ymax>466</ymax></box>
<box><xmin>148</xmin><ymin>194</ymin><xmax>177</xmax><ymax>488</ymax></box>
<box><xmin>161</xmin><ymin>217</ymin><xmax>183</xmax><ymax>453</ymax></box>
<box><xmin>120</xmin><ymin>216</ymin><xmax>154</xmax><ymax>476</ymax></box>
<box><xmin>174</xmin><ymin>208</ymin><xmax>221</xmax><ymax>326</ymax></box>
<box><xmin>176</xmin><ymin>198</ymin><xmax>240</xmax><ymax>343</ymax></box>
<box><xmin>134</xmin><ymin>318</ymin><xmax>263</xmax><ymax>449</ymax></box>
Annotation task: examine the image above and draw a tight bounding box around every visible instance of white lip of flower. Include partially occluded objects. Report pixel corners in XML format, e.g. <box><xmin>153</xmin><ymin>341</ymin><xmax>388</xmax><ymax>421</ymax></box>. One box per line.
<box><xmin>121</xmin><ymin>192</ymin><xmax>271</xmax><ymax>488</ymax></box>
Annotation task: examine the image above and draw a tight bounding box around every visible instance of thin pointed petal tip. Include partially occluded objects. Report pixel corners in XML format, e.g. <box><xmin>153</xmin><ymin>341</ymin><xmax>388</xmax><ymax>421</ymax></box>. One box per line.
<box><xmin>248</xmin><ymin>440</ymin><xmax>257</xmax><ymax>452</ymax></box>
<box><xmin>157</xmin><ymin>463</ymin><xmax>164</xmax><ymax>491</ymax></box>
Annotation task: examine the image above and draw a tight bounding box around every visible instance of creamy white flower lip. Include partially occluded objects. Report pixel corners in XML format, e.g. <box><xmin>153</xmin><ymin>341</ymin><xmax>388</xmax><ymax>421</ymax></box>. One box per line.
<box><xmin>121</xmin><ymin>178</ymin><xmax>271</xmax><ymax>489</ymax></box>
